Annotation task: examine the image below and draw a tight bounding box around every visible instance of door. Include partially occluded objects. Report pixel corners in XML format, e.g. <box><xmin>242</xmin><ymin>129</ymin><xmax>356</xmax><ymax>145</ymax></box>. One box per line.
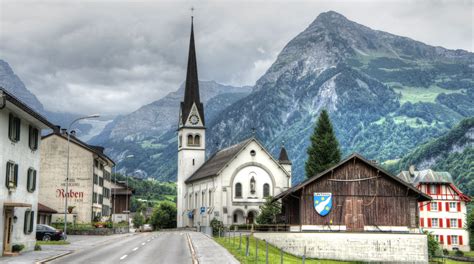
<box><xmin>247</xmin><ymin>211</ymin><xmax>255</xmax><ymax>224</ymax></box>
<box><xmin>3</xmin><ymin>208</ymin><xmax>13</xmax><ymax>254</ymax></box>
<box><xmin>344</xmin><ymin>198</ymin><xmax>364</xmax><ymax>231</ymax></box>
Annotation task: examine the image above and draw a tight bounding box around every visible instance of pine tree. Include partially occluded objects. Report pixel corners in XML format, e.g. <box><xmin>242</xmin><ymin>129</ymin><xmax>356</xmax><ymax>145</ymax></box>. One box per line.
<box><xmin>305</xmin><ymin>109</ymin><xmax>341</xmax><ymax>178</ymax></box>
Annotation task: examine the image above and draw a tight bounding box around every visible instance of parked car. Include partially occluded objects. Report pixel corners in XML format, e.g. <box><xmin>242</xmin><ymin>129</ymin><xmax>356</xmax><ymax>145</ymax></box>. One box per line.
<box><xmin>139</xmin><ymin>224</ymin><xmax>153</xmax><ymax>232</ymax></box>
<box><xmin>36</xmin><ymin>224</ymin><xmax>66</xmax><ymax>241</ymax></box>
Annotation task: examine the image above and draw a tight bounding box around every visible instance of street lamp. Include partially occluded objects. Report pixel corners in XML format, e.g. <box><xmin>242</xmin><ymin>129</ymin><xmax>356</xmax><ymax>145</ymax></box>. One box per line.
<box><xmin>124</xmin><ymin>155</ymin><xmax>134</xmax><ymax>232</ymax></box>
<box><xmin>64</xmin><ymin>114</ymin><xmax>100</xmax><ymax>239</ymax></box>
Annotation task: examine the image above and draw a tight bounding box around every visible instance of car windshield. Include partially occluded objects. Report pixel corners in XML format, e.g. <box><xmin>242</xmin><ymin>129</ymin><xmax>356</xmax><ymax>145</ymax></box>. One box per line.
<box><xmin>42</xmin><ymin>225</ymin><xmax>57</xmax><ymax>231</ymax></box>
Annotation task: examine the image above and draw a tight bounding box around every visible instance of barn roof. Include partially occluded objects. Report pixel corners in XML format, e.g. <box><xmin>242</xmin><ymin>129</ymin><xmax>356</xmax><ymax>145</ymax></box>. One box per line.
<box><xmin>274</xmin><ymin>153</ymin><xmax>431</xmax><ymax>201</ymax></box>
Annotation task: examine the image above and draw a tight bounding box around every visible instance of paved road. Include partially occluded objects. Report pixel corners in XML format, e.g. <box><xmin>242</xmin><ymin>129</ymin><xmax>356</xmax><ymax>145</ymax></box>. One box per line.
<box><xmin>50</xmin><ymin>231</ymin><xmax>192</xmax><ymax>264</ymax></box>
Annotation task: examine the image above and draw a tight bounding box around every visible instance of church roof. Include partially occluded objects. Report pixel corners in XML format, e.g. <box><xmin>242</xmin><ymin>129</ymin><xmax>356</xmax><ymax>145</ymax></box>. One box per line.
<box><xmin>278</xmin><ymin>146</ymin><xmax>291</xmax><ymax>164</ymax></box>
<box><xmin>181</xmin><ymin>18</ymin><xmax>205</xmax><ymax>126</ymax></box>
<box><xmin>185</xmin><ymin>138</ymin><xmax>253</xmax><ymax>183</ymax></box>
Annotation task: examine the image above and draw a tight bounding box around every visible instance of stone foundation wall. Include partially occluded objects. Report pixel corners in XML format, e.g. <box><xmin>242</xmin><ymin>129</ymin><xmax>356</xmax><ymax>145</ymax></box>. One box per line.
<box><xmin>254</xmin><ymin>232</ymin><xmax>428</xmax><ymax>263</ymax></box>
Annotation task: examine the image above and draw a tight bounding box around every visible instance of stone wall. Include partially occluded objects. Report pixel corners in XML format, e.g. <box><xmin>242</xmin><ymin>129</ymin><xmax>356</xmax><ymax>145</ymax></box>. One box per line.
<box><xmin>254</xmin><ymin>232</ymin><xmax>428</xmax><ymax>263</ymax></box>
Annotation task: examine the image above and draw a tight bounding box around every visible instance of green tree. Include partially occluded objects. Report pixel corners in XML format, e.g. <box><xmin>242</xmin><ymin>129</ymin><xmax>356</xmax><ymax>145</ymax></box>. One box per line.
<box><xmin>150</xmin><ymin>201</ymin><xmax>177</xmax><ymax>229</ymax></box>
<box><xmin>305</xmin><ymin>109</ymin><xmax>341</xmax><ymax>178</ymax></box>
<box><xmin>132</xmin><ymin>213</ymin><xmax>144</xmax><ymax>228</ymax></box>
<box><xmin>467</xmin><ymin>207</ymin><xmax>474</xmax><ymax>249</ymax></box>
<box><xmin>256</xmin><ymin>197</ymin><xmax>282</xmax><ymax>224</ymax></box>
<box><xmin>425</xmin><ymin>231</ymin><xmax>440</xmax><ymax>259</ymax></box>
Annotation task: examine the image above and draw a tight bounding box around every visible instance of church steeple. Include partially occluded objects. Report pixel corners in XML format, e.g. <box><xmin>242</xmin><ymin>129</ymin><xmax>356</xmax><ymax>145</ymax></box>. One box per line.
<box><xmin>180</xmin><ymin>17</ymin><xmax>205</xmax><ymax>126</ymax></box>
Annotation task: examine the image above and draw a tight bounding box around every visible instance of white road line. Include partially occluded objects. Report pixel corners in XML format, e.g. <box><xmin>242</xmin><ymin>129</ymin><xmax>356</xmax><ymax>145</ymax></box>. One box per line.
<box><xmin>120</xmin><ymin>255</ymin><xmax>127</xmax><ymax>260</ymax></box>
<box><xmin>133</xmin><ymin>247</ymin><xmax>138</xmax><ymax>251</ymax></box>
<box><xmin>147</xmin><ymin>239</ymin><xmax>151</xmax><ymax>242</ymax></box>
<box><xmin>142</xmin><ymin>242</ymin><xmax>146</xmax><ymax>245</ymax></box>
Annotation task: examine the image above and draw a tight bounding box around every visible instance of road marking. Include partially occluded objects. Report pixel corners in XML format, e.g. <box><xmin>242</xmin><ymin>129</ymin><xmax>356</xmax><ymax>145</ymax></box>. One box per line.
<box><xmin>133</xmin><ymin>247</ymin><xmax>138</xmax><ymax>251</ymax></box>
<box><xmin>147</xmin><ymin>239</ymin><xmax>151</xmax><ymax>242</ymax></box>
<box><xmin>120</xmin><ymin>255</ymin><xmax>127</xmax><ymax>260</ymax></box>
<box><xmin>142</xmin><ymin>242</ymin><xmax>146</xmax><ymax>245</ymax></box>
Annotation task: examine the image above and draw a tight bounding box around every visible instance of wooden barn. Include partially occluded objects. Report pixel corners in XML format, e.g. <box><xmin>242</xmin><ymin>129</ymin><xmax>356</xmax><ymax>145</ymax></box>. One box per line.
<box><xmin>275</xmin><ymin>153</ymin><xmax>431</xmax><ymax>232</ymax></box>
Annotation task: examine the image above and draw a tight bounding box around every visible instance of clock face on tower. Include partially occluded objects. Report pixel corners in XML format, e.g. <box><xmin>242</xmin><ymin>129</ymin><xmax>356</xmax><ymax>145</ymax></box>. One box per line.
<box><xmin>189</xmin><ymin>114</ymin><xmax>200</xmax><ymax>125</ymax></box>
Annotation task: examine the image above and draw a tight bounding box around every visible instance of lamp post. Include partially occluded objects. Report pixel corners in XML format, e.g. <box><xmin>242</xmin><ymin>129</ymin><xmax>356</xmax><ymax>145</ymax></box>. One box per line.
<box><xmin>64</xmin><ymin>114</ymin><xmax>100</xmax><ymax>239</ymax></box>
<box><xmin>124</xmin><ymin>155</ymin><xmax>134</xmax><ymax>232</ymax></box>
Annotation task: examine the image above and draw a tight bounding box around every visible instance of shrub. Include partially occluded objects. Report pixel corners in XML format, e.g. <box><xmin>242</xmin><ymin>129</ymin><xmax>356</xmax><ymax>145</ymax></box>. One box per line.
<box><xmin>424</xmin><ymin>231</ymin><xmax>439</xmax><ymax>259</ymax></box>
<box><xmin>442</xmin><ymin>249</ymin><xmax>449</xmax><ymax>255</ymax></box>
<box><xmin>12</xmin><ymin>244</ymin><xmax>25</xmax><ymax>252</ymax></box>
<box><xmin>210</xmin><ymin>218</ymin><xmax>224</xmax><ymax>236</ymax></box>
<box><xmin>150</xmin><ymin>201</ymin><xmax>176</xmax><ymax>229</ymax></box>
<box><xmin>34</xmin><ymin>244</ymin><xmax>42</xmax><ymax>251</ymax></box>
<box><xmin>454</xmin><ymin>250</ymin><xmax>464</xmax><ymax>257</ymax></box>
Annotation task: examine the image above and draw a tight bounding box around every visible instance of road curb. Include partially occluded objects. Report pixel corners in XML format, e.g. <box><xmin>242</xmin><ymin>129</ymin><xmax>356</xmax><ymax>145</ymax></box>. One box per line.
<box><xmin>186</xmin><ymin>233</ymin><xmax>199</xmax><ymax>264</ymax></box>
<box><xmin>36</xmin><ymin>251</ymin><xmax>73</xmax><ymax>264</ymax></box>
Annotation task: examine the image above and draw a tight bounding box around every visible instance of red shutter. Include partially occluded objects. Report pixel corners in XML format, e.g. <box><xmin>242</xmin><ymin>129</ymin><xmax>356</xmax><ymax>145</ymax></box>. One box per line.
<box><xmin>445</xmin><ymin>202</ymin><xmax>449</xmax><ymax>211</ymax></box>
<box><xmin>420</xmin><ymin>218</ymin><xmax>424</xmax><ymax>227</ymax></box>
<box><xmin>428</xmin><ymin>218</ymin><xmax>432</xmax><ymax>227</ymax></box>
<box><xmin>439</xmin><ymin>218</ymin><xmax>443</xmax><ymax>228</ymax></box>
<box><xmin>457</xmin><ymin>202</ymin><xmax>461</xmax><ymax>212</ymax></box>
<box><xmin>440</xmin><ymin>235</ymin><xmax>444</xmax><ymax>244</ymax></box>
<box><xmin>420</xmin><ymin>202</ymin><xmax>424</xmax><ymax>211</ymax></box>
<box><xmin>459</xmin><ymin>236</ymin><xmax>463</xmax><ymax>245</ymax></box>
<box><xmin>447</xmin><ymin>235</ymin><xmax>451</xmax><ymax>245</ymax></box>
<box><xmin>458</xmin><ymin>219</ymin><xmax>462</xmax><ymax>228</ymax></box>
<box><xmin>447</xmin><ymin>219</ymin><xmax>451</xmax><ymax>228</ymax></box>
<box><xmin>427</xmin><ymin>185</ymin><xmax>431</xmax><ymax>194</ymax></box>
<box><xmin>437</xmin><ymin>185</ymin><xmax>441</xmax><ymax>195</ymax></box>
<box><xmin>438</xmin><ymin>202</ymin><xmax>442</xmax><ymax>211</ymax></box>
<box><xmin>427</xmin><ymin>203</ymin><xmax>431</xmax><ymax>211</ymax></box>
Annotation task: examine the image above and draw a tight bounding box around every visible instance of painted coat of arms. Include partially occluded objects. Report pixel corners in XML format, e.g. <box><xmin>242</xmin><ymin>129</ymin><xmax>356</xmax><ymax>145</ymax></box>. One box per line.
<box><xmin>313</xmin><ymin>192</ymin><xmax>332</xmax><ymax>216</ymax></box>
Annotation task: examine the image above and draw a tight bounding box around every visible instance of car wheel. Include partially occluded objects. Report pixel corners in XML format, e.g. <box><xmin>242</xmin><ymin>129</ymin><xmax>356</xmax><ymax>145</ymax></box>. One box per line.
<box><xmin>43</xmin><ymin>235</ymin><xmax>51</xmax><ymax>241</ymax></box>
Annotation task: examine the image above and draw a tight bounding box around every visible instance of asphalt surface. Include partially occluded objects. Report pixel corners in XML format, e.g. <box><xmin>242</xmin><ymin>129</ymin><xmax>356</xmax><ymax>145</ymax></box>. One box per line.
<box><xmin>50</xmin><ymin>231</ymin><xmax>192</xmax><ymax>264</ymax></box>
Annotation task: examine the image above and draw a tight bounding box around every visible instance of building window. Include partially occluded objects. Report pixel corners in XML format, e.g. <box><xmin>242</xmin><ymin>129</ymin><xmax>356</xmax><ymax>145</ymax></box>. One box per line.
<box><xmin>235</xmin><ymin>183</ymin><xmax>242</xmax><ymax>198</ymax></box>
<box><xmin>27</xmin><ymin>168</ymin><xmax>37</xmax><ymax>192</ymax></box>
<box><xmin>24</xmin><ymin>210</ymin><xmax>34</xmax><ymax>234</ymax></box>
<box><xmin>187</xmin><ymin>134</ymin><xmax>194</xmax><ymax>146</ymax></box>
<box><xmin>99</xmin><ymin>194</ymin><xmax>103</xmax><ymax>204</ymax></box>
<box><xmin>194</xmin><ymin>135</ymin><xmax>201</xmax><ymax>146</ymax></box>
<box><xmin>431</xmin><ymin>218</ymin><xmax>438</xmax><ymax>227</ymax></box>
<box><xmin>93</xmin><ymin>192</ymin><xmax>97</xmax><ymax>203</ymax></box>
<box><xmin>263</xmin><ymin>183</ymin><xmax>270</xmax><ymax>198</ymax></box>
<box><xmin>202</xmin><ymin>191</ymin><xmax>205</xmax><ymax>207</ymax></box>
<box><xmin>431</xmin><ymin>202</ymin><xmax>438</xmax><ymax>211</ymax></box>
<box><xmin>429</xmin><ymin>185</ymin><xmax>437</xmax><ymax>194</ymax></box>
<box><xmin>179</xmin><ymin>135</ymin><xmax>182</xmax><ymax>148</ymax></box>
<box><xmin>8</xmin><ymin>113</ymin><xmax>21</xmax><ymax>142</ymax></box>
<box><xmin>5</xmin><ymin>161</ymin><xmax>18</xmax><ymax>189</ymax></box>
<box><xmin>29</xmin><ymin>126</ymin><xmax>39</xmax><ymax>150</ymax></box>
<box><xmin>209</xmin><ymin>190</ymin><xmax>212</xmax><ymax>206</ymax></box>
<box><xmin>450</xmin><ymin>219</ymin><xmax>457</xmax><ymax>228</ymax></box>
<box><xmin>93</xmin><ymin>174</ymin><xmax>98</xmax><ymax>184</ymax></box>
<box><xmin>99</xmin><ymin>177</ymin><xmax>104</xmax><ymax>187</ymax></box>
<box><xmin>451</xmin><ymin>235</ymin><xmax>459</xmax><ymax>245</ymax></box>
<box><xmin>94</xmin><ymin>160</ymin><xmax>99</xmax><ymax>168</ymax></box>
<box><xmin>250</xmin><ymin>150</ymin><xmax>256</xmax><ymax>156</ymax></box>
<box><xmin>449</xmin><ymin>202</ymin><xmax>457</xmax><ymax>211</ymax></box>
<box><xmin>233</xmin><ymin>213</ymin><xmax>238</xmax><ymax>223</ymax></box>
<box><xmin>433</xmin><ymin>235</ymin><xmax>439</xmax><ymax>242</ymax></box>
<box><xmin>250</xmin><ymin>177</ymin><xmax>256</xmax><ymax>194</ymax></box>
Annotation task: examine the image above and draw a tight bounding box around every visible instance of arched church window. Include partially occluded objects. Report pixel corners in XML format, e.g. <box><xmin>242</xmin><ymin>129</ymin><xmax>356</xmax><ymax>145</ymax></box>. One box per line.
<box><xmin>233</xmin><ymin>213</ymin><xmax>238</xmax><ymax>223</ymax></box>
<box><xmin>235</xmin><ymin>183</ymin><xmax>242</xmax><ymax>198</ymax></box>
<box><xmin>250</xmin><ymin>177</ymin><xmax>256</xmax><ymax>194</ymax></box>
<box><xmin>187</xmin><ymin>134</ymin><xmax>194</xmax><ymax>146</ymax></box>
<box><xmin>263</xmin><ymin>183</ymin><xmax>270</xmax><ymax>197</ymax></box>
<box><xmin>194</xmin><ymin>134</ymin><xmax>201</xmax><ymax>146</ymax></box>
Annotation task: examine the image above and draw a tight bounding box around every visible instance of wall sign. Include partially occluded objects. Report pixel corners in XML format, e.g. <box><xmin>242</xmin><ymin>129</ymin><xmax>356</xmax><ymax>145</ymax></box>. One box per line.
<box><xmin>314</xmin><ymin>192</ymin><xmax>332</xmax><ymax>216</ymax></box>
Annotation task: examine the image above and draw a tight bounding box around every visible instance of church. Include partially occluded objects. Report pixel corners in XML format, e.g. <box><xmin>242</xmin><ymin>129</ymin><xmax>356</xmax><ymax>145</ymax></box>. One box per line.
<box><xmin>176</xmin><ymin>19</ymin><xmax>292</xmax><ymax>228</ymax></box>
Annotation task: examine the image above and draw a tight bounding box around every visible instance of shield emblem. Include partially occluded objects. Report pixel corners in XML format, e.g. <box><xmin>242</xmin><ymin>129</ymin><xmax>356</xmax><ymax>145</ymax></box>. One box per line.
<box><xmin>314</xmin><ymin>192</ymin><xmax>332</xmax><ymax>216</ymax></box>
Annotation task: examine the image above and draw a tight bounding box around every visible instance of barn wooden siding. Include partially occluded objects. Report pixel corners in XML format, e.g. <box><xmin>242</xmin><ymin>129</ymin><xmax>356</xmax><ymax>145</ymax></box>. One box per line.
<box><xmin>283</xmin><ymin>157</ymin><xmax>420</xmax><ymax>230</ymax></box>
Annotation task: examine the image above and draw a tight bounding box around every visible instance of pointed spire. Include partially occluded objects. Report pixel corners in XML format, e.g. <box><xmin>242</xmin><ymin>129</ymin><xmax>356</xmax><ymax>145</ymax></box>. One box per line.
<box><xmin>181</xmin><ymin>16</ymin><xmax>205</xmax><ymax>126</ymax></box>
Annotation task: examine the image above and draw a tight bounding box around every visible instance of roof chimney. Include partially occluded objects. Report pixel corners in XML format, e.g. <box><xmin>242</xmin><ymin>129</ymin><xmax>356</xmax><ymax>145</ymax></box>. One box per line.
<box><xmin>53</xmin><ymin>126</ymin><xmax>61</xmax><ymax>134</ymax></box>
<box><xmin>61</xmin><ymin>128</ymin><xmax>67</xmax><ymax>135</ymax></box>
<box><xmin>70</xmin><ymin>130</ymin><xmax>76</xmax><ymax>137</ymax></box>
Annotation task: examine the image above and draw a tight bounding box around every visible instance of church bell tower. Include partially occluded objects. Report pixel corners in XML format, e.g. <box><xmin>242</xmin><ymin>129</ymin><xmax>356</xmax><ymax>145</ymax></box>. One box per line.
<box><xmin>177</xmin><ymin>17</ymin><xmax>206</xmax><ymax>228</ymax></box>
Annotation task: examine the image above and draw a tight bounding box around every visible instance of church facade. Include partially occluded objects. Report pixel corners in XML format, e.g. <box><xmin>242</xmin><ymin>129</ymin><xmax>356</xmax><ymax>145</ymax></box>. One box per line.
<box><xmin>176</xmin><ymin>20</ymin><xmax>292</xmax><ymax>228</ymax></box>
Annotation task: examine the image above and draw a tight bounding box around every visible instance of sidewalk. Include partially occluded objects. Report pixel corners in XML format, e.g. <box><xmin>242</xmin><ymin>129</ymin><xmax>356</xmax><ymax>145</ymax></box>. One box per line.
<box><xmin>0</xmin><ymin>233</ymin><xmax>135</xmax><ymax>264</ymax></box>
<box><xmin>188</xmin><ymin>232</ymin><xmax>239</xmax><ymax>264</ymax></box>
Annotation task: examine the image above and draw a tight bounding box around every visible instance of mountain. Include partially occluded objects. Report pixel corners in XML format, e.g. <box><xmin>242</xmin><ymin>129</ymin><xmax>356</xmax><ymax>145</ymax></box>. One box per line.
<box><xmin>0</xmin><ymin>59</ymin><xmax>93</xmax><ymax>134</ymax></box>
<box><xmin>387</xmin><ymin>117</ymin><xmax>473</xmax><ymax>195</ymax></box>
<box><xmin>89</xmin><ymin>81</ymin><xmax>251</xmax><ymax>179</ymax></box>
<box><xmin>204</xmin><ymin>11</ymin><xmax>473</xmax><ymax>183</ymax></box>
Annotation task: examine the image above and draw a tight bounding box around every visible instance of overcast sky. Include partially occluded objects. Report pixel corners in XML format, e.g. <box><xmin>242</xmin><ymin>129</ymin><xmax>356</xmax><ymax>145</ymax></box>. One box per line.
<box><xmin>1</xmin><ymin>0</ymin><xmax>472</xmax><ymax>116</ymax></box>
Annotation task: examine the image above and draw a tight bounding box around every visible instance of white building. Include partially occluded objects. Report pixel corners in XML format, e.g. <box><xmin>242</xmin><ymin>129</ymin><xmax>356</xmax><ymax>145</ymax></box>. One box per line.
<box><xmin>176</xmin><ymin>20</ymin><xmax>292</xmax><ymax>228</ymax></box>
<box><xmin>0</xmin><ymin>88</ymin><xmax>54</xmax><ymax>255</ymax></box>
<box><xmin>398</xmin><ymin>168</ymin><xmax>471</xmax><ymax>251</ymax></box>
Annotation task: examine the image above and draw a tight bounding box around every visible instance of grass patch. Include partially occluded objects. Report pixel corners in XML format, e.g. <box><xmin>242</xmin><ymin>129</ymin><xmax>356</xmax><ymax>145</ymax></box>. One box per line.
<box><xmin>36</xmin><ymin>241</ymin><xmax>70</xmax><ymax>245</ymax></box>
<box><xmin>431</xmin><ymin>258</ymin><xmax>471</xmax><ymax>264</ymax></box>
<box><xmin>393</xmin><ymin>115</ymin><xmax>430</xmax><ymax>127</ymax></box>
<box><xmin>214</xmin><ymin>235</ymin><xmax>358</xmax><ymax>264</ymax></box>
<box><xmin>393</xmin><ymin>85</ymin><xmax>461</xmax><ymax>104</ymax></box>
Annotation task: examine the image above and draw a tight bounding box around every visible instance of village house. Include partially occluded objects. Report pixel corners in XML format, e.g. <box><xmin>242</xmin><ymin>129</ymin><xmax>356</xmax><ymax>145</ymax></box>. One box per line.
<box><xmin>176</xmin><ymin>19</ymin><xmax>292</xmax><ymax>228</ymax></box>
<box><xmin>265</xmin><ymin>153</ymin><xmax>431</xmax><ymax>263</ymax></box>
<box><xmin>398</xmin><ymin>168</ymin><xmax>471</xmax><ymax>251</ymax></box>
<box><xmin>39</xmin><ymin>128</ymin><xmax>115</xmax><ymax>224</ymax></box>
<box><xmin>0</xmin><ymin>88</ymin><xmax>55</xmax><ymax>255</ymax></box>
<box><xmin>110</xmin><ymin>181</ymin><xmax>133</xmax><ymax>224</ymax></box>
<box><xmin>37</xmin><ymin>203</ymin><xmax>57</xmax><ymax>226</ymax></box>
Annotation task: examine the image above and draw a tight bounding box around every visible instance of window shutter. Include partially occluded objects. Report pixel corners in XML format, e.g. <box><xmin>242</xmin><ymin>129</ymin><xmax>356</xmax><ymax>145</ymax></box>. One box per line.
<box><xmin>447</xmin><ymin>235</ymin><xmax>451</xmax><ymax>245</ymax></box>
<box><xmin>420</xmin><ymin>202</ymin><xmax>423</xmax><ymax>211</ymax></box>
<box><xmin>445</xmin><ymin>202</ymin><xmax>449</xmax><ymax>211</ymax></box>
<box><xmin>28</xmin><ymin>126</ymin><xmax>32</xmax><ymax>149</ymax></box>
<box><xmin>29</xmin><ymin>211</ymin><xmax>34</xmax><ymax>233</ymax></box>
<box><xmin>457</xmin><ymin>202</ymin><xmax>461</xmax><ymax>212</ymax></box>
<box><xmin>438</xmin><ymin>202</ymin><xmax>442</xmax><ymax>211</ymax></box>
<box><xmin>436</xmin><ymin>185</ymin><xmax>441</xmax><ymax>194</ymax></box>
<box><xmin>420</xmin><ymin>218</ymin><xmax>424</xmax><ymax>227</ymax></box>
<box><xmin>447</xmin><ymin>219</ymin><xmax>451</xmax><ymax>228</ymax></box>
<box><xmin>8</xmin><ymin>114</ymin><xmax>13</xmax><ymax>140</ymax></box>
<box><xmin>24</xmin><ymin>211</ymin><xmax>29</xmax><ymax>234</ymax></box>
<box><xmin>459</xmin><ymin>236</ymin><xmax>463</xmax><ymax>245</ymax></box>
<box><xmin>428</xmin><ymin>218</ymin><xmax>432</xmax><ymax>227</ymax></box>
<box><xmin>15</xmin><ymin>118</ymin><xmax>21</xmax><ymax>141</ymax></box>
<box><xmin>427</xmin><ymin>185</ymin><xmax>431</xmax><ymax>194</ymax></box>
<box><xmin>427</xmin><ymin>203</ymin><xmax>431</xmax><ymax>211</ymax></box>
<box><xmin>439</xmin><ymin>218</ymin><xmax>443</xmax><ymax>228</ymax></box>
<box><xmin>458</xmin><ymin>219</ymin><xmax>462</xmax><ymax>228</ymax></box>
<box><xmin>14</xmin><ymin>164</ymin><xmax>18</xmax><ymax>187</ymax></box>
<box><xmin>32</xmin><ymin>170</ymin><xmax>37</xmax><ymax>191</ymax></box>
<box><xmin>5</xmin><ymin>163</ymin><xmax>10</xmax><ymax>188</ymax></box>
<box><xmin>440</xmin><ymin>235</ymin><xmax>444</xmax><ymax>244</ymax></box>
